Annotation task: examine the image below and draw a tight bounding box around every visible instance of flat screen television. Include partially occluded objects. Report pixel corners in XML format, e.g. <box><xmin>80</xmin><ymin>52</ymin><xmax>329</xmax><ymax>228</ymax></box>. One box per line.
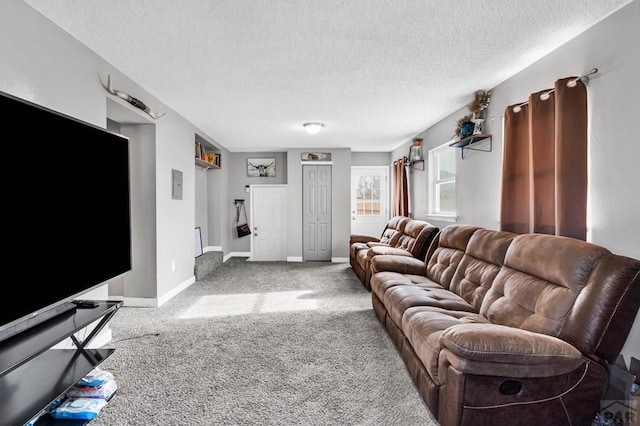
<box><xmin>0</xmin><ymin>90</ymin><xmax>131</xmax><ymax>342</ymax></box>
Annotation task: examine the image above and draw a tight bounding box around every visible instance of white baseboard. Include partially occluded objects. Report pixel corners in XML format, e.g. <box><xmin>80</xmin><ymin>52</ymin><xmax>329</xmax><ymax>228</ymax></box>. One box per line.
<box><xmin>287</xmin><ymin>256</ymin><xmax>303</xmax><ymax>262</ymax></box>
<box><xmin>112</xmin><ymin>276</ymin><xmax>195</xmax><ymax>308</ymax></box>
<box><xmin>204</xmin><ymin>245</ymin><xmax>222</xmax><ymax>253</ymax></box>
<box><xmin>331</xmin><ymin>257</ymin><xmax>349</xmax><ymax>263</ymax></box>
<box><xmin>223</xmin><ymin>252</ymin><xmax>251</xmax><ymax>262</ymax></box>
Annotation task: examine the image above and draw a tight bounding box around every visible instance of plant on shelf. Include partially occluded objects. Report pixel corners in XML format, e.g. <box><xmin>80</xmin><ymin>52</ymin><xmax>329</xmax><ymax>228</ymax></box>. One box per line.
<box><xmin>467</xmin><ymin>90</ymin><xmax>491</xmax><ymax>120</ymax></box>
<box><xmin>454</xmin><ymin>90</ymin><xmax>492</xmax><ymax>139</ymax></box>
<box><xmin>454</xmin><ymin>114</ymin><xmax>474</xmax><ymax>140</ymax></box>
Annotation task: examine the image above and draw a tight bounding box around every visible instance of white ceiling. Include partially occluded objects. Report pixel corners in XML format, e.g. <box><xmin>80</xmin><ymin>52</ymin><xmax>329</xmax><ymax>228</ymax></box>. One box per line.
<box><xmin>24</xmin><ymin>0</ymin><xmax>632</xmax><ymax>152</ymax></box>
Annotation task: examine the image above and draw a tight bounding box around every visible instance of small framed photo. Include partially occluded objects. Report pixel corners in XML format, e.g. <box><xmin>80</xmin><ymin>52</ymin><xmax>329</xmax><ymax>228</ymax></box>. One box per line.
<box><xmin>247</xmin><ymin>158</ymin><xmax>276</xmax><ymax>177</ymax></box>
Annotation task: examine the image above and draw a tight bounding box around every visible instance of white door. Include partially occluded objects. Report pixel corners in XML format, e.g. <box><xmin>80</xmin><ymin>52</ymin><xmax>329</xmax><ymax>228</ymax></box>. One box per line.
<box><xmin>250</xmin><ymin>185</ymin><xmax>288</xmax><ymax>261</ymax></box>
<box><xmin>351</xmin><ymin>166</ymin><xmax>389</xmax><ymax>236</ymax></box>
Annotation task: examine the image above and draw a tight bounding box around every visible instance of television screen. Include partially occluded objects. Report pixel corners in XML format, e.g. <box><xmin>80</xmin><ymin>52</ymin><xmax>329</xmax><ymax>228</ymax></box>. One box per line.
<box><xmin>0</xmin><ymin>90</ymin><xmax>131</xmax><ymax>342</ymax></box>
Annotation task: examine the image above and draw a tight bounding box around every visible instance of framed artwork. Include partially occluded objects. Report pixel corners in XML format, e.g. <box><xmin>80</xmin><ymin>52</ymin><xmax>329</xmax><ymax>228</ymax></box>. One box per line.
<box><xmin>247</xmin><ymin>158</ymin><xmax>276</xmax><ymax>177</ymax></box>
<box><xmin>301</xmin><ymin>152</ymin><xmax>331</xmax><ymax>161</ymax></box>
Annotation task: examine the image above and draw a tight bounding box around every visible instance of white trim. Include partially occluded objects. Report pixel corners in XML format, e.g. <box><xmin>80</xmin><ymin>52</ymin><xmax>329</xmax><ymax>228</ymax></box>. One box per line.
<box><xmin>204</xmin><ymin>245</ymin><xmax>222</xmax><ymax>253</ymax></box>
<box><xmin>224</xmin><ymin>252</ymin><xmax>251</xmax><ymax>262</ymax></box>
<box><xmin>287</xmin><ymin>256</ymin><xmax>303</xmax><ymax>262</ymax></box>
<box><xmin>426</xmin><ymin>214</ymin><xmax>458</xmax><ymax>223</ymax></box>
<box><xmin>228</xmin><ymin>147</ymin><xmax>287</xmax><ymax>153</ymax></box>
<box><xmin>331</xmin><ymin>257</ymin><xmax>349</xmax><ymax>263</ymax></box>
<box><xmin>301</xmin><ymin>160</ymin><xmax>333</xmax><ymax>165</ymax></box>
<box><xmin>110</xmin><ymin>276</ymin><xmax>196</xmax><ymax>308</ymax></box>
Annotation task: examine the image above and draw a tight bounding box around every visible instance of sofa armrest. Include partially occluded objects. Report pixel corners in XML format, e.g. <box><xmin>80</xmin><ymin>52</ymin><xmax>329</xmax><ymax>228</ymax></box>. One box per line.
<box><xmin>370</xmin><ymin>254</ymin><xmax>427</xmax><ymax>275</ymax></box>
<box><xmin>438</xmin><ymin>324</ymin><xmax>585</xmax><ymax>381</ymax></box>
<box><xmin>367</xmin><ymin>246</ymin><xmax>414</xmax><ymax>260</ymax></box>
<box><xmin>349</xmin><ymin>234</ymin><xmax>381</xmax><ymax>245</ymax></box>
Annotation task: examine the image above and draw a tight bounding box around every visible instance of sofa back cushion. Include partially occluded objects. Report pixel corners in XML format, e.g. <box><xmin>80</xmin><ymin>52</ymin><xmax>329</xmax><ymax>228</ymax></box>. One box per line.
<box><xmin>392</xmin><ymin>220</ymin><xmax>439</xmax><ymax>260</ymax></box>
<box><xmin>448</xmin><ymin>229</ymin><xmax>516</xmax><ymax>311</ymax></box>
<box><xmin>381</xmin><ymin>216</ymin><xmax>410</xmax><ymax>245</ymax></box>
<box><xmin>425</xmin><ymin>225</ymin><xmax>481</xmax><ymax>289</ymax></box>
<box><xmin>480</xmin><ymin>233</ymin><xmax>640</xmax><ymax>362</ymax></box>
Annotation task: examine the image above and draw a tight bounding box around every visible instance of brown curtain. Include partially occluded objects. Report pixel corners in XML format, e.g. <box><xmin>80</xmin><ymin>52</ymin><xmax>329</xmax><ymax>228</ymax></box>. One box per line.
<box><xmin>500</xmin><ymin>77</ymin><xmax>587</xmax><ymax>240</ymax></box>
<box><xmin>392</xmin><ymin>159</ymin><xmax>409</xmax><ymax>217</ymax></box>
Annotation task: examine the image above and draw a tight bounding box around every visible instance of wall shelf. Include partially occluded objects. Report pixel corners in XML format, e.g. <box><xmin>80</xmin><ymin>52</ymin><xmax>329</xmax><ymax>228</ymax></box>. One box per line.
<box><xmin>405</xmin><ymin>159</ymin><xmax>424</xmax><ymax>171</ymax></box>
<box><xmin>449</xmin><ymin>134</ymin><xmax>492</xmax><ymax>159</ymax></box>
<box><xmin>195</xmin><ymin>134</ymin><xmax>221</xmax><ymax>171</ymax></box>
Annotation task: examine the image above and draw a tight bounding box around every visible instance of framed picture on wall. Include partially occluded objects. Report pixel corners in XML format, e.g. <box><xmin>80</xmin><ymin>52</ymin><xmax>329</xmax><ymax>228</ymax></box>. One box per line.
<box><xmin>247</xmin><ymin>158</ymin><xmax>276</xmax><ymax>177</ymax></box>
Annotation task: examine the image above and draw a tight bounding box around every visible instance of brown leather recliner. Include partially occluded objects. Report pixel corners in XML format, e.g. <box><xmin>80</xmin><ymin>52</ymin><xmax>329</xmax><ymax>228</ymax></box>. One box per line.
<box><xmin>350</xmin><ymin>217</ymin><xmax>439</xmax><ymax>291</ymax></box>
<box><xmin>370</xmin><ymin>224</ymin><xmax>640</xmax><ymax>426</ymax></box>
<box><xmin>350</xmin><ymin>216</ymin><xmax>410</xmax><ymax>286</ymax></box>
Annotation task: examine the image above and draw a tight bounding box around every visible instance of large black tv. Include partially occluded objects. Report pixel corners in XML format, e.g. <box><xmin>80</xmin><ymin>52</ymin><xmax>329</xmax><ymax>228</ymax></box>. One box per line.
<box><xmin>0</xmin><ymin>90</ymin><xmax>131</xmax><ymax>342</ymax></box>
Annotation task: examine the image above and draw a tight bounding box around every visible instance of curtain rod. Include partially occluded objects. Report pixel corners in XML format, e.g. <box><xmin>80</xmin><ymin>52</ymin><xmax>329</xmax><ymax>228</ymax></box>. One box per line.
<box><xmin>512</xmin><ymin>68</ymin><xmax>598</xmax><ymax>113</ymax></box>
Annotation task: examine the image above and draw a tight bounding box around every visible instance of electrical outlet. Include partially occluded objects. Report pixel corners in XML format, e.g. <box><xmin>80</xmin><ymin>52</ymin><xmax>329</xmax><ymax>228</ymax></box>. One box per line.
<box><xmin>171</xmin><ymin>261</ymin><xmax>175</xmax><ymax>271</ymax></box>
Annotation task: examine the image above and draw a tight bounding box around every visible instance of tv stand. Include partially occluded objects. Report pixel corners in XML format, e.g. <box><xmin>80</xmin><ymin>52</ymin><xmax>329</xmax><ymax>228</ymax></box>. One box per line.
<box><xmin>0</xmin><ymin>300</ymin><xmax>122</xmax><ymax>425</ymax></box>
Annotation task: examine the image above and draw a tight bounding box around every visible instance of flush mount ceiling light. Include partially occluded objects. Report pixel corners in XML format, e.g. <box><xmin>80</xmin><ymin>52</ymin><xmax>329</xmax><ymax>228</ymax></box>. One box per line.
<box><xmin>303</xmin><ymin>122</ymin><xmax>325</xmax><ymax>134</ymax></box>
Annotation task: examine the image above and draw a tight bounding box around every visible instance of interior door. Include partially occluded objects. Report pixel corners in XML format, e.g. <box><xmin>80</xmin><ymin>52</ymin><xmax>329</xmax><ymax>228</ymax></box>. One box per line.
<box><xmin>251</xmin><ymin>185</ymin><xmax>288</xmax><ymax>261</ymax></box>
<box><xmin>351</xmin><ymin>166</ymin><xmax>389</xmax><ymax>236</ymax></box>
<box><xmin>303</xmin><ymin>165</ymin><xmax>332</xmax><ymax>261</ymax></box>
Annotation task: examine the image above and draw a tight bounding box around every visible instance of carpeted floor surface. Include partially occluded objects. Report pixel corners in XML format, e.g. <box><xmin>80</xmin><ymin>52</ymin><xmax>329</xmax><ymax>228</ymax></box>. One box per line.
<box><xmin>89</xmin><ymin>258</ymin><xmax>438</xmax><ymax>425</ymax></box>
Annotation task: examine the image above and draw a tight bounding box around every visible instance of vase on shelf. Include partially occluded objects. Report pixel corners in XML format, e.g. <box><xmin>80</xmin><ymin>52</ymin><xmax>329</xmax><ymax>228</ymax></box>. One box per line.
<box><xmin>409</xmin><ymin>138</ymin><xmax>423</xmax><ymax>161</ymax></box>
<box><xmin>460</xmin><ymin>121</ymin><xmax>475</xmax><ymax>138</ymax></box>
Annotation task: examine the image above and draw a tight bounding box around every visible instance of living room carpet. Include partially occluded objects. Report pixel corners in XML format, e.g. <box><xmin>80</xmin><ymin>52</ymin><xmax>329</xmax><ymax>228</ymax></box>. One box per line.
<box><xmin>90</xmin><ymin>258</ymin><xmax>438</xmax><ymax>425</ymax></box>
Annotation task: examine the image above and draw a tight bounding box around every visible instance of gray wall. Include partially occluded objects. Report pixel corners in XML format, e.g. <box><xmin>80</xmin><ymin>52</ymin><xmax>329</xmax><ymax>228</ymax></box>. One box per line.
<box><xmin>351</xmin><ymin>151</ymin><xmax>391</xmax><ymax>166</ymax></box>
<box><xmin>228</xmin><ymin>152</ymin><xmax>288</xmax><ymax>253</ymax></box>
<box><xmin>396</xmin><ymin>0</ymin><xmax>640</xmax><ymax>362</ymax></box>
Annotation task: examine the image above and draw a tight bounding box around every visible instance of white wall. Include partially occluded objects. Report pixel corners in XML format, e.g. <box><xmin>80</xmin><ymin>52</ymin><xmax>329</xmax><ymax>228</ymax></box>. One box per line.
<box><xmin>403</xmin><ymin>0</ymin><xmax>640</xmax><ymax>363</ymax></box>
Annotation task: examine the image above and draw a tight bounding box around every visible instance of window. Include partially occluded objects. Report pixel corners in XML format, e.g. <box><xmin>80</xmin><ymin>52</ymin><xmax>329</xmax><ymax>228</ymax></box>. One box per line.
<box><xmin>355</xmin><ymin>174</ymin><xmax>381</xmax><ymax>216</ymax></box>
<box><xmin>428</xmin><ymin>142</ymin><xmax>457</xmax><ymax>220</ymax></box>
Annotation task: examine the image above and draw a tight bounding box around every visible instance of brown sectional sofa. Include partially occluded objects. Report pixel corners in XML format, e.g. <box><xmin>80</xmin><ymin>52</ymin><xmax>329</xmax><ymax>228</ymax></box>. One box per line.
<box><xmin>349</xmin><ymin>216</ymin><xmax>438</xmax><ymax>290</ymax></box>
<box><xmin>369</xmin><ymin>224</ymin><xmax>640</xmax><ymax>426</ymax></box>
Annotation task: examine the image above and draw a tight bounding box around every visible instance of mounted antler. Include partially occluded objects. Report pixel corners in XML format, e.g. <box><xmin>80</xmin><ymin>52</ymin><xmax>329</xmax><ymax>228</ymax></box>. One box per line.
<box><xmin>103</xmin><ymin>74</ymin><xmax>166</xmax><ymax>119</ymax></box>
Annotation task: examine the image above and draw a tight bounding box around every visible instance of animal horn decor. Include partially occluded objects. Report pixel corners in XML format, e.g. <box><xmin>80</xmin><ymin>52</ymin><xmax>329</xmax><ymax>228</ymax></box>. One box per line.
<box><xmin>103</xmin><ymin>74</ymin><xmax>166</xmax><ymax>119</ymax></box>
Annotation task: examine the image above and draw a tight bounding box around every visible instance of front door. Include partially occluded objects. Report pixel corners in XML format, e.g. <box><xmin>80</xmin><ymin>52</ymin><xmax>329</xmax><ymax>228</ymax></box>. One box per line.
<box><xmin>351</xmin><ymin>166</ymin><xmax>389</xmax><ymax>236</ymax></box>
<box><xmin>250</xmin><ymin>185</ymin><xmax>288</xmax><ymax>261</ymax></box>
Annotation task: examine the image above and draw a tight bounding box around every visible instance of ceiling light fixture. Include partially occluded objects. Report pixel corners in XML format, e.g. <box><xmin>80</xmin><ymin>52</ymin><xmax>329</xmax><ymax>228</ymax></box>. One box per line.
<box><xmin>303</xmin><ymin>122</ymin><xmax>325</xmax><ymax>134</ymax></box>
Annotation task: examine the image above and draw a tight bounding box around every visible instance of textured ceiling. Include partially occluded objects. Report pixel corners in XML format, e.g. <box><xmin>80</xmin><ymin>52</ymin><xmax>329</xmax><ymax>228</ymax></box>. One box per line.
<box><xmin>24</xmin><ymin>0</ymin><xmax>632</xmax><ymax>152</ymax></box>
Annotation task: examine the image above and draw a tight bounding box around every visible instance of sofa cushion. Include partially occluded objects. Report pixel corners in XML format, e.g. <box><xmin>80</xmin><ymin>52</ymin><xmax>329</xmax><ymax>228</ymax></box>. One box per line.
<box><xmin>392</xmin><ymin>221</ymin><xmax>440</xmax><ymax>260</ymax></box>
<box><xmin>426</xmin><ymin>225</ymin><xmax>481</xmax><ymax>289</ymax></box>
<box><xmin>402</xmin><ymin>306</ymin><xmax>489</xmax><ymax>385</ymax></box>
<box><xmin>480</xmin><ymin>234</ymin><xmax>611</xmax><ymax>337</ymax></box>
<box><xmin>384</xmin><ymin>284</ymin><xmax>477</xmax><ymax>328</ymax></box>
<box><xmin>371</xmin><ymin>271</ymin><xmax>443</xmax><ymax>304</ymax></box>
<box><xmin>381</xmin><ymin>216</ymin><xmax>411</xmax><ymax>245</ymax></box>
<box><xmin>447</xmin><ymin>229</ymin><xmax>516</xmax><ymax>311</ymax></box>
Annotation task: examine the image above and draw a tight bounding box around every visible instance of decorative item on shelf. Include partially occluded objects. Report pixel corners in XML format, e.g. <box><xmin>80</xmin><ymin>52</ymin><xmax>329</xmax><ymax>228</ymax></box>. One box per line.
<box><xmin>101</xmin><ymin>74</ymin><xmax>166</xmax><ymax>119</ymax></box>
<box><xmin>409</xmin><ymin>137</ymin><xmax>423</xmax><ymax>162</ymax></box>
<box><xmin>467</xmin><ymin>90</ymin><xmax>491</xmax><ymax>135</ymax></box>
<box><xmin>454</xmin><ymin>114</ymin><xmax>474</xmax><ymax>140</ymax></box>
